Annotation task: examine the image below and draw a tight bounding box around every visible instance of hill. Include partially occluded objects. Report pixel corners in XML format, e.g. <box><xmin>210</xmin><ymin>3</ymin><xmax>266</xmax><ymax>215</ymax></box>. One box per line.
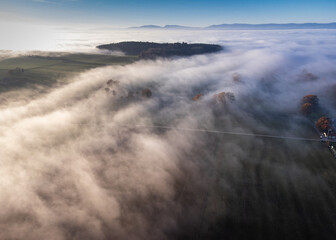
<box><xmin>0</xmin><ymin>53</ymin><xmax>137</xmax><ymax>92</ymax></box>
<box><xmin>96</xmin><ymin>41</ymin><xmax>223</xmax><ymax>59</ymax></box>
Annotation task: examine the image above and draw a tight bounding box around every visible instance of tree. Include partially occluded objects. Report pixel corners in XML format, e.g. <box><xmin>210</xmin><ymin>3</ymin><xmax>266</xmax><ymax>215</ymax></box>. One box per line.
<box><xmin>193</xmin><ymin>93</ymin><xmax>203</xmax><ymax>101</ymax></box>
<box><xmin>106</xmin><ymin>79</ymin><xmax>120</xmax><ymax>87</ymax></box>
<box><xmin>213</xmin><ymin>92</ymin><xmax>235</xmax><ymax>104</ymax></box>
<box><xmin>300</xmin><ymin>94</ymin><xmax>319</xmax><ymax>115</ymax></box>
<box><xmin>301</xmin><ymin>94</ymin><xmax>318</xmax><ymax>106</ymax></box>
<box><xmin>8</xmin><ymin>67</ymin><xmax>24</xmax><ymax>76</ymax></box>
<box><xmin>315</xmin><ymin>117</ymin><xmax>332</xmax><ymax>133</ymax></box>
<box><xmin>299</xmin><ymin>70</ymin><xmax>318</xmax><ymax>82</ymax></box>
<box><xmin>232</xmin><ymin>73</ymin><xmax>242</xmax><ymax>83</ymax></box>
<box><xmin>300</xmin><ymin>103</ymin><xmax>313</xmax><ymax>115</ymax></box>
<box><xmin>141</xmin><ymin>88</ymin><xmax>152</xmax><ymax>98</ymax></box>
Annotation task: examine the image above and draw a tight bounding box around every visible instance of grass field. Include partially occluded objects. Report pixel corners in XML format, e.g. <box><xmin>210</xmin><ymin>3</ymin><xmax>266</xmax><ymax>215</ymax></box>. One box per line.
<box><xmin>0</xmin><ymin>54</ymin><xmax>138</xmax><ymax>92</ymax></box>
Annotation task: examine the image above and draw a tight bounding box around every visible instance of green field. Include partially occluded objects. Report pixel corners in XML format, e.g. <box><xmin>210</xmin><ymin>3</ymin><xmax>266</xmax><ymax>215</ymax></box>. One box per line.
<box><xmin>0</xmin><ymin>54</ymin><xmax>138</xmax><ymax>92</ymax></box>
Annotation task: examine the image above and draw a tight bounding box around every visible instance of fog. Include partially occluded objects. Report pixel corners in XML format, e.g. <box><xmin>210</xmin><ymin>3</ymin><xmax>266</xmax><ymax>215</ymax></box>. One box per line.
<box><xmin>1</xmin><ymin>29</ymin><xmax>336</xmax><ymax>239</ymax></box>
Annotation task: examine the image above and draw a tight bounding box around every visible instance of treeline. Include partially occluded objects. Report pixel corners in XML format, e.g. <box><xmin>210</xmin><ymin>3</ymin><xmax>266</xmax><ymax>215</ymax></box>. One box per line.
<box><xmin>97</xmin><ymin>41</ymin><xmax>223</xmax><ymax>59</ymax></box>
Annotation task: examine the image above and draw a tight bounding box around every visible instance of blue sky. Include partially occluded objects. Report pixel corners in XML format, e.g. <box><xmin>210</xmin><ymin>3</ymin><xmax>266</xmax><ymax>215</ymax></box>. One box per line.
<box><xmin>1</xmin><ymin>0</ymin><xmax>336</xmax><ymax>27</ymax></box>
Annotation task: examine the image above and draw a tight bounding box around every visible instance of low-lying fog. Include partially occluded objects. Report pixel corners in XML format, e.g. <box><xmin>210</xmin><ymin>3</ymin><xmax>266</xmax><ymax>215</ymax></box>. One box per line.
<box><xmin>1</xmin><ymin>29</ymin><xmax>336</xmax><ymax>240</ymax></box>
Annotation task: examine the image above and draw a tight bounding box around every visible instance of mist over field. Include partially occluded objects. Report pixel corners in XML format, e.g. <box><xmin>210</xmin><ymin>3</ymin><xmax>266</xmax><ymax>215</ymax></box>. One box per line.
<box><xmin>1</xmin><ymin>29</ymin><xmax>336</xmax><ymax>239</ymax></box>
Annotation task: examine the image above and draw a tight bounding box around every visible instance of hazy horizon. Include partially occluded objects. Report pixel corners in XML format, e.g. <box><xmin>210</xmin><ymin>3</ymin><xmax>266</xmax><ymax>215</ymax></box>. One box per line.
<box><xmin>1</xmin><ymin>25</ymin><xmax>336</xmax><ymax>52</ymax></box>
<box><xmin>1</xmin><ymin>0</ymin><xmax>336</xmax><ymax>27</ymax></box>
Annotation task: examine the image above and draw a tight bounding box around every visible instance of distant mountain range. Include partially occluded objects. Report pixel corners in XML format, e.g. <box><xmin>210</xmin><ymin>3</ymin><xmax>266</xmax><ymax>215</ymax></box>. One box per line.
<box><xmin>131</xmin><ymin>22</ymin><xmax>336</xmax><ymax>30</ymax></box>
<box><xmin>131</xmin><ymin>25</ymin><xmax>196</xmax><ymax>30</ymax></box>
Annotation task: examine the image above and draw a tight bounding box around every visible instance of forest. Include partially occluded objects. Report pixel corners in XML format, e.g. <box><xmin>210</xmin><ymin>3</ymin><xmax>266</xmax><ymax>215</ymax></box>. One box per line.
<box><xmin>97</xmin><ymin>41</ymin><xmax>223</xmax><ymax>58</ymax></box>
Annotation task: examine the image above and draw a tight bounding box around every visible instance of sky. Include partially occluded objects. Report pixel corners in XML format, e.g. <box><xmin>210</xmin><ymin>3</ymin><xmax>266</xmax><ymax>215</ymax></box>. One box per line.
<box><xmin>0</xmin><ymin>0</ymin><xmax>336</xmax><ymax>27</ymax></box>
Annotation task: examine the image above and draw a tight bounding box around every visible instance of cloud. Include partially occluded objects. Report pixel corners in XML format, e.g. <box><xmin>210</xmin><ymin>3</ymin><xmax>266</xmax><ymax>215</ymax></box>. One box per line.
<box><xmin>0</xmin><ymin>30</ymin><xmax>336</xmax><ymax>239</ymax></box>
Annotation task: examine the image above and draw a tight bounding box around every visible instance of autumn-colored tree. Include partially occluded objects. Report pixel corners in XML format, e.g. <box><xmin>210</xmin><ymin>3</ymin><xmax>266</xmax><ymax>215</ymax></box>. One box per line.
<box><xmin>213</xmin><ymin>92</ymin><xmax>235</xmax><ymax>103</ymax></box>
<box><xmin>300</xmin><ymin>103</ymin><xmax>313</xmax><ymax>115</ymax></box>
<box><xmin>304</xmin><ymin>72</ymin><xmax>318</xmax><ymax>81</ymax></box>
<box><xmin>315</xmin><ymin>117</ymin><xmax>332</xmax><ymax>133</ymax></box>
<box><xmin>300</xmin><ymin>94</ymin><xmax>319</xmax><ymax>115</ymax></box>
<box><xmin>193</xmin><ymin>93</ymin><xmax>203</xmax><ymax>101</ymax></box>
<box><xmin>301</xmin><ymin>94</ymin><xmax>319</xmax><ymax>106</ymax></box>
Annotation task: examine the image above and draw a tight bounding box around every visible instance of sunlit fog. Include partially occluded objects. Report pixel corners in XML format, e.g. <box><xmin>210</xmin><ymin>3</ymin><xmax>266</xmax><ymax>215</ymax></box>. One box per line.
<box><xmin>0</xmin><ymin>24</ymin><xmax>336</xmax><ymax>239</ymax></box>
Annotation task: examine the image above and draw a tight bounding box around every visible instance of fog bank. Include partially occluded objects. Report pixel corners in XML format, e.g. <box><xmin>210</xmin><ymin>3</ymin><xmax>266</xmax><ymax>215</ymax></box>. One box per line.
<box><xmin>1</xmin><ymin>30</ymin><xmax>336</xmax><ymax>239</ymax></box>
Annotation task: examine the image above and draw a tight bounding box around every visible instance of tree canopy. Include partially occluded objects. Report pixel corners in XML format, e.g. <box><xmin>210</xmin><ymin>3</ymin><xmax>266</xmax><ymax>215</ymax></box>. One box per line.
<box><xmin>300</xmin><ymin>94</ymin><xmax>319</xmax><ymax>115</ymax></box>
<box><xmin>97</xmin><ymin>42</ymin><xmax>222</xmax><ymax>59</ymax></box>
<box><xmin>316</xmin><ymin>116</ymin><xmax>333</xmax><ymax>132</ymax></box>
